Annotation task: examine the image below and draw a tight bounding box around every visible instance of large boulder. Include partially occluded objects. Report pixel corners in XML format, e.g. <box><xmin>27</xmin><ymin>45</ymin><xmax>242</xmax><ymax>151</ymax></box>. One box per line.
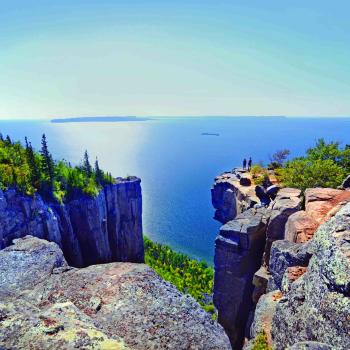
<box><xmin>0</xmin><ymin>236</ymin><xmax>231</xmax><ymax>350</ymax></box>
<box><xmin>304</xmin><ymin>188</ymin><xmax>350</xmax><ymax>225</ymax></box>
<box><xmin>284</xmin><ymin>211</ymin><xmax>318</xmax><ymax>243</ymax></box>
<box><xmin>284</xmin><ymin>187</ymin><xmax>350</xmax><ymax>245</ymax></box>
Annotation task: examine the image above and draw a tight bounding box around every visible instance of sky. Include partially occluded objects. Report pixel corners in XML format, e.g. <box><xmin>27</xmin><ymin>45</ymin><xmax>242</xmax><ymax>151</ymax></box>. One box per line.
<box><xmin>0</xmin><ymin>0</ymin><xmax>349</xmax><ymax>119</ymax></box>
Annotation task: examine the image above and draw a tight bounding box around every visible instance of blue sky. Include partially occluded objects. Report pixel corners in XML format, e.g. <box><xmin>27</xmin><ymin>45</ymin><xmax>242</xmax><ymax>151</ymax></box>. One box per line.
<box><xmin>0</xmin><ymin>1</ymin><xmax>349</xmax><ymax>119</ymax></box>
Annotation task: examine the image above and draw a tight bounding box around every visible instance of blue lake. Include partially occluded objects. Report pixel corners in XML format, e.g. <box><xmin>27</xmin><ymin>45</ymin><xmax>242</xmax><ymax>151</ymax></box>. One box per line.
<box><xmin>1</xmin><ymin>117</ymin><xmax>350</xmax><ymax>263</ymax></box>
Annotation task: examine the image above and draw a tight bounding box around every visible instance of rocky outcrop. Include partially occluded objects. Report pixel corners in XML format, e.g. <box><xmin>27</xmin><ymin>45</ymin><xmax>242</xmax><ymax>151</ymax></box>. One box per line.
<box><xmin>0</xmin><ymin>177</ymin><xmax>143</xmax><ymax>267</ymax></box>
<box><xmin>0</xmin><ymin>236</ymin><xmax>231</xmax><ymax>350</ymax></box>
<box><xmin>248</xmin><ymin>202</ymin><xmax>350</xmax><ymax>349</ymax></box>
<box><xmin>285</xmin><ymin>188</ymin><xmax>350</xmax><ymax>244</ymax></box>
<box><xmin>213</xmin><ymin>207</ymin><xmax>270</xmax><ymax>348</ymax></box>
<box><xmin>262</xmin><ymin>188</ymin><xmax>302</xmax><ymax>266</ymax></box>
<box><xmin>271</xmin><ymin>203</ymin><xmax>350</xmax><ymax>349</ymax></box>
<box><xmin>211</xmin><ymin>170</ymin><xmax>258</xmax><ymax>223</ymax></box>
<box><xmin>213</xmin><ymin>187</ymin><xmax>302</xmax><ymax>348</ymax></box>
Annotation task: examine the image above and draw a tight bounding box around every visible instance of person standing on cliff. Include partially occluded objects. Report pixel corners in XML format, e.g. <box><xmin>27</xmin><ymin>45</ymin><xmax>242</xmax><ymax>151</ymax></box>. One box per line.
<box><xmin>243</xmin><ymin>158</ymin><xmax>247</xmax><ymax>170</ymax></box>
<box><xmin>248</xmin><ymin>157</ymin><xmax>252</xmax><ymax>171</ymax></box>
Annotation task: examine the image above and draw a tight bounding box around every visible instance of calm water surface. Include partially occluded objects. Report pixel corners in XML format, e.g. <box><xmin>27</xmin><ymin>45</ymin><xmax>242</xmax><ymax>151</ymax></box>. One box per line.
<box><xmin>1</xmin><ymin>117</ymin><xmax>350</xmax><ymax>263</ymax></box>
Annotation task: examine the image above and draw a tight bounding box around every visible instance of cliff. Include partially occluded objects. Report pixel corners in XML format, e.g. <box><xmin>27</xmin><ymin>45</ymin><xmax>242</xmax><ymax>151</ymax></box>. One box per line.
<box><xmin>0</xmin><ymin>176</ymin><xmax>143</xmax><ymax>267</ymax></box>
<box><xmin>212</xmin><ymin>170</ymin><xmax>259</xmax><ymax>223</ymax></box>
<box><xmin>0</xmin><ymin>236</ymin><xmax>231</xmax><ymax>350</ymax></box>
<box><xmin>211</xmin><ymin>169</ymin><xmax>350</xmax><ymax>349</ymax></box>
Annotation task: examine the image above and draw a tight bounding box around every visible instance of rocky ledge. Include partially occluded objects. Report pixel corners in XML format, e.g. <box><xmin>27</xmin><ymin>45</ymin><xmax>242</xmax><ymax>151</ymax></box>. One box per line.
<box><xmin>211</xmin><ymin>169</ymin><xmax>350</xmax><ymax>349</ymax></box>
<box><xmin>0</xmin><ymin>176</ymin><xmax>144</xmax><ymax>267</ymax></box>
<box><xmin>248</xmin><ymin>202</ymin><xmax>350</xmax><ymax>349</ymax></box>
<box><xmin>0</xmin><ymin>236</ymin><xmax>231</xmax><ymax>350</ymax></box>
<box><xmin>211</xmin><ymin>170</ymin><xmax>259</xmax><ymax>223</ymax></box>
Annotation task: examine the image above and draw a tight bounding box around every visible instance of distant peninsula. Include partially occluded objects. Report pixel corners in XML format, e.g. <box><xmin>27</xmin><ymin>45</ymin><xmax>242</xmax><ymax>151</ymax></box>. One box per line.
<box><xmin>51</xmin><ymin>116</ymin><xmax>152</xmax><ymax>123</ymax></box>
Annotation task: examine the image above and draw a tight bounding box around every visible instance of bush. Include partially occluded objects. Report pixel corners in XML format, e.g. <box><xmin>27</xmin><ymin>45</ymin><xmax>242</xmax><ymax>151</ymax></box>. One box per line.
<box><xmin>251</xmin><ymin>331</ymin><xmax>271</xmax><ymax>350</ymax></box>
<box><xmin>250</xmin><ymin>165</ymin><xmax>264</xmax><ymax>178</ymax></box>
<box><xmin>278</xmin><ymin>139</ymin><xmax>349</xmax><ymax>191</ymax></box>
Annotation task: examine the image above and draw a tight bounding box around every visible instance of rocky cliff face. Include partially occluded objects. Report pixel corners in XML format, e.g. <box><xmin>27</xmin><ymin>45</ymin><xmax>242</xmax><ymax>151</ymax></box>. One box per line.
<box><xmin>211</xmin><ymin>170</ymin><xmax>258</xmax><ymax>223</ymax></box>
<box><xmin>248</xmin><ymin>203</ymin><xmax>350</xmax><ymax>349</ymax></box>
<box><xmin>212</xmin><ymin>170</ymin><xmax>350</xmax><ymax>349</ymax></box>
<box><xmin>0</xmin><ymin>236</ymin><xmax>231</xmax><ymax>350</ymax></box>
<box><xmin>213</xmin><ymin>186</ymin><xmax>301</xmax><ymax>348</ymax></box>
<box><xmin>0</xmin><ymin>176</ymin><xmax>143</xmax><ymax>267</ymax></box>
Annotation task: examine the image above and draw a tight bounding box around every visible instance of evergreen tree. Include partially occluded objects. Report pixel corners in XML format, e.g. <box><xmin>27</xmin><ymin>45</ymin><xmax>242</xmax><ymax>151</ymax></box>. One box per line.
<box><xmin>83</xmin><ymin>150</ymin><xmax>92</xmax><ymax>177</ymax></box>
<box><xmin>24</xmin><ymin>137</ymin><xmax>29</xmax><ymax>150</ymax></box>
<box><xmin>5</xmin><ymin>135</ymin><xmax>12</xmax><ymax>145</ymax></box>
<box><xmin>40</xmin><ymin>134</ymin><xmax>55</xmax><ymax>186</ymax></box>
<box><xmin>95</xmin><ymin>157</ymin><xmax>103</xmax><ymax>186</ymax></box>
<box><xmin>0</xmin><ymin>133</ymin><xmax>4</xmax><ymax>141</ymax></box>
<box><xmin>27</xmin><ymin>142</ymin><xmax>41</xmax><ymax>187</ymax></box>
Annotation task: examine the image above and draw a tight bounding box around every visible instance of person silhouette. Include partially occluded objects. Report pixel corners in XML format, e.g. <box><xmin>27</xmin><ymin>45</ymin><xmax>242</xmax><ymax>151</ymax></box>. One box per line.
<box><xmin>248</xmin><ymin>157</ymin><xmax>252</xmax><ymax>171</ymax></box>
<box><xmin>243</xmin><ymin>158</ymin><xmax>247</xmax><ymax>170</ymax></box>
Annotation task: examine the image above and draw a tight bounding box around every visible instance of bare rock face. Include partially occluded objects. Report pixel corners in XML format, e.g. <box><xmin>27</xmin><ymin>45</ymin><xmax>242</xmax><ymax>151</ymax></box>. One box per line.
<box><xmin>262</xmin><ymin>188</ymin><xmax>302</xmax><ymax>266</ymax></box>
<box><xmin>211</xmin><ymin>171</ymin><xmax>258</xmax><ymax>224</ymax></box>
<box><xmin>304</xmin><ymin>188</ymin><xmax>350</xmax><ymax>225</ymax></box>
<box><xmin>213</xmin><ymin>187</ymin><xmax>302</xmax><ymax>348</ymax></box>
<box><xmin>271</xmin><ymin>203</ymin><xmax>350</xmax><ymax>349</ymax></box>
<box><xmin>0</xmin><ymin>236</ymin><xmax>231</xmax><ymax>350</ymax></box>
<box><xmin>284</xmin><ymin>187</ymin><xmax>350</xmax><ymax>245</ymax></box>
<box><xmin>249</xmin><ymin>203</ymin><xmax>350</xmax><ymax>349</ymax></box>
<box><xmin>0</xmin><ymin>177</ymin><xmax>144</xmax><ymax>267</ymax></box>
<box><xmin>213</xmin><ymin>207</ymin><xmax>270</xmax><ymax>348</ymax></box>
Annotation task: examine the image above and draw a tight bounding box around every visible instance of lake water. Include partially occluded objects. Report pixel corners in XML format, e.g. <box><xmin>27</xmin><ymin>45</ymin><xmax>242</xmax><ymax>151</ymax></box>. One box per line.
<box><xmin>1</xmin><ymin>116</ymin><xmax>350</xmax><ymax>263</ymax></box>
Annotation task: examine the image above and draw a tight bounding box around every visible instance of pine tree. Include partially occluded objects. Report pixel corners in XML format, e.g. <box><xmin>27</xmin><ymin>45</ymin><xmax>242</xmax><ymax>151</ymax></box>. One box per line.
<box><xmin>0</xmin><ymin>133</ymin><xmax>4</xmax><ymax>141</ymax></box>
<box><xmin>83</xmin><ymin>150</ymin><xmax>92</xmax><ymax>176</ymax></box>
<box><xmin>5</xmin><ymin>135</ymin><xmax>12</xmax><ymax>145</ymax></box>
<box><xmin>27</xmin><ymin>142</ymin><xmax>41</xmax><ymax>187</ymax></box>
<box><xmin>95</xmin><ymin>157</ymin><xmax>104</xmax><ymax>186</ymax></box>
<box><xmin>24</xmin><ymin>137</ymin><xmax>29</xmax><ymax>149</ymax></box>
<box><xmin>40</xmin><ymin>134</ymin><xmax>55</xmax><ymax>186</ymax></box>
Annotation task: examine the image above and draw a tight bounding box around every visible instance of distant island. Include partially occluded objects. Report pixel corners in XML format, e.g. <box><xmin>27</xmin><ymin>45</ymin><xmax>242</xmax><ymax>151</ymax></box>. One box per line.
<box><xmin>51</xmin><ymin>116</ymin><xmax>152</xmax><ymax>123</ymax></box>
<box><xmin>201</xmin><ymin>132</ymin><xmax>220</xmax><ymax>136</ymax></box>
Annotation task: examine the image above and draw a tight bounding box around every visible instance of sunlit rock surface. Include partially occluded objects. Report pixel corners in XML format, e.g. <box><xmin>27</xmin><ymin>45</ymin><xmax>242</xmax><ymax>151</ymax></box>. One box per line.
<box><xmin>0</xmin><ymin>236</ymin><xmax>231</xmax><ymax>350</ymax></box>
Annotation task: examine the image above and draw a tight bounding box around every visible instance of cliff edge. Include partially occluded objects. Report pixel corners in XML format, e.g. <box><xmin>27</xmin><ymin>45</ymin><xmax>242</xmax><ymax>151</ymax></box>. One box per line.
<box><xmin>0</xmin><ymin>176</ymin><xmax>143</xmax><ymax>267</ymax></box>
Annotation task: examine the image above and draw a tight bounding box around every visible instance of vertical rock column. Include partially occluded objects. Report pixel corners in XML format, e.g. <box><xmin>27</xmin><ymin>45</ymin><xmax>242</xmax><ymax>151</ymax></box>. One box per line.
<box><xmin>213</xmin><ymin>207</ymin><xmax>270</xmax><ymax>348</ymax></box>
<box><xmin>104</xmin><ymin>176</ymin><xmax>144</xmax><ymax>263</ymax></box>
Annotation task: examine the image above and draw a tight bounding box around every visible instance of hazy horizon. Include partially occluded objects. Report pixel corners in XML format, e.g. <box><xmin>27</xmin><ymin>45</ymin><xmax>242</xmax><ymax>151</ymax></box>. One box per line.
<box><xmin>1</xmin><ymin>1</ymin><xmax>349</xmax><ymax>119</ymax></box>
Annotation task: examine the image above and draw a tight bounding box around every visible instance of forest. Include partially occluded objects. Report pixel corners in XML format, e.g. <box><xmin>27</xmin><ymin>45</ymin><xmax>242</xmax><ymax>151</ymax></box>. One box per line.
<box><xmin>144</xmin><ymin>236</ymin><xmax>216</xmax><ymax>318</ymax></box>
<box><xmin>0</xmin><ymin>133</ymin><xmax>114</xmax><ymax>203</ymax></box>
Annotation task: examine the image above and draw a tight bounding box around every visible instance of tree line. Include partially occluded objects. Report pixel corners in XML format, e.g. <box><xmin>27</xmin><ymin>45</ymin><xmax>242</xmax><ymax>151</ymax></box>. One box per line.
<box><xmin>0</xmin><ymin>133</ymin><xmax>114</xmax><ymax>202</ymax></box>
<box><xmin>143</xmin><ymin>236</ymin><xmax>216</xmax><ymax>319</ymax></box>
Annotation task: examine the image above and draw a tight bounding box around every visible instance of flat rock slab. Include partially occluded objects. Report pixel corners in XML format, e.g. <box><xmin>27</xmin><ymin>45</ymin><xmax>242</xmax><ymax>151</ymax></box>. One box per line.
<box><xmin>0</xmin><ymin>236</ymin><xmax>230</xmax><ymax>350</ymax></box>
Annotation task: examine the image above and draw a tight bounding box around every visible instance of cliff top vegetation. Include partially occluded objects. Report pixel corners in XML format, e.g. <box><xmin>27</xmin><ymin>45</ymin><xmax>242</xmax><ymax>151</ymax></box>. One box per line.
<box><xmin>0</xmin><ymin>133</ymin><xmax>114</xmax><ymax>203</ymax></box>
<box><xmin>251</xmin><ymin>139</ymin><xmax>350</xmax><ymax>191</ymax></box>
<box><xmin>143</xmin><ymin>236</ymin><xmax>216</xmax><ymax>319</ymax></box>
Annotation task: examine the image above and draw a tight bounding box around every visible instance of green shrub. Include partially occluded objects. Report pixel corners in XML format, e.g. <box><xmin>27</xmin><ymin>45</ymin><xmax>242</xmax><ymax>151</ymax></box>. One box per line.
<box><xmin>250</xmin><ymin>165</ymin><xmax>264</xmax><ymax>178</ymax></box>
<box><xmin>278</xmin><ymin>139</ymin><xmax>349</xmax><ymax>191</ymax></box>
<box><xmin>251</xmin><ymin>331</ymin><xmax>271</xmax><ymax>350</ymax></box>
